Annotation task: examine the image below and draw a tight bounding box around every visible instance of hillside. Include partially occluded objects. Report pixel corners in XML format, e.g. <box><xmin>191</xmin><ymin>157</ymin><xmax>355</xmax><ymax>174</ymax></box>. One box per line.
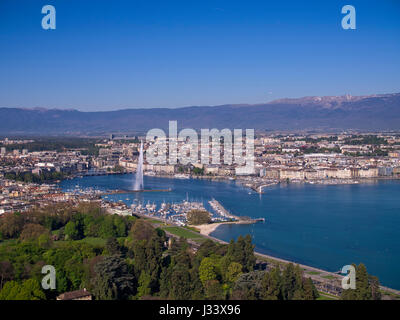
<box><xmin>1</xmin><ymin>93</ymin><xmax>399</xmax><ymax>134</ymax></box>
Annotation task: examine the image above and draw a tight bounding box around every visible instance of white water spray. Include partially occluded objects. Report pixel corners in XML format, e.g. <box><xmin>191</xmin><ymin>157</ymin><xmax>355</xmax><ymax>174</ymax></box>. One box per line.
<box><xmin>134</xmin><ymin>141</ymin><xmax>144</xmax><ymax>190</ymax></box>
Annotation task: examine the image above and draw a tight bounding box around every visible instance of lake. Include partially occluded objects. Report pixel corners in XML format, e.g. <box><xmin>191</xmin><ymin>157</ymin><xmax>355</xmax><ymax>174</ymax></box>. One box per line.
<box><xmin>60</xmin><ymin>174</ymin><xmax>400</xmax><ymax>289</ymax></box>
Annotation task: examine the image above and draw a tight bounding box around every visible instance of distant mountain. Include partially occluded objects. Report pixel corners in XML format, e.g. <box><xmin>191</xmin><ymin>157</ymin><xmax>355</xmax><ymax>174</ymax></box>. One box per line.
<box><xmin>269</xmin><ymin>93</ymin><xmax>397</xmax><ymax>108</ymax></box>
<box><xmin>1</xmin><ymin>93</ymin><xmax>399</xmax><ymax>135</ymax></box>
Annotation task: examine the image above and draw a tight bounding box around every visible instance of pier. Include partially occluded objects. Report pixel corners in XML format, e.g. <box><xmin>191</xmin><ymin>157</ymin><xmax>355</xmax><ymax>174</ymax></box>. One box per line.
<box><xmin>209</xmin><ymin>199</ymin><xmax>265</xmax><ymax>223</ymax></box>
<box><xmin>251</xmin><ymin>182</ymin><xmax>278</xmax><ymax>194</ymax></box>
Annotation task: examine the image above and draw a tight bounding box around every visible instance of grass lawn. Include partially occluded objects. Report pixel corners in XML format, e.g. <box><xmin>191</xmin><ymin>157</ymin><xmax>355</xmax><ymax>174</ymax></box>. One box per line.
<box><xmin>307</xmin><ymin>271</ymin><xmax>321</xmax><ymax>275</ymax></box>
<box><xmin>183</xmin><ymin>226</ymin><xmax>200</xmax><ymax>233</ymax></box>
<box><xmin>78</xmin><ymin>237</ymin><xmax>107</xmax><ymax>246</ymax></box>
<box><xmin>321</xmin><ymin>275</ymin><xmax>337</xmax><ymax>280</ymax></box>
<box><xmin>162</xmin><ymin>226</ymin><xmax>204</xmax><ymax>239</ymax></box>
<box><xmin>57</xmin><ymin>237</ymin><xmax>107</xmax><ymax>247</ymax></box>
<box><xmin>144</xmin><ymin>218</ymin><xmax>166</xmax><ymax>224</ymax></box>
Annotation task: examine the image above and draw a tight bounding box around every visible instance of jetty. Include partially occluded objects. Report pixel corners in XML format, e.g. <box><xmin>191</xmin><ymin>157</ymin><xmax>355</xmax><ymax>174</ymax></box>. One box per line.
<box><xmin>251</xmin><ymin>182</ymin><xmax>278</xmax><ymax>194</ymax></box>
<box><xmin>209</xmin><ymin>199</ymin><xmax>265</xmax><ymax>223</ymax></box>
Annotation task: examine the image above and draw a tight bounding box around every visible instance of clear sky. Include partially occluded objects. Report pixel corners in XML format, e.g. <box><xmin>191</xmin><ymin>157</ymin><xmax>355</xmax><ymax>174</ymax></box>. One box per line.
<box><xmin>0</xmin><ymin>0</ymin><xmax>399</xmax><ymax>111</ymax></box>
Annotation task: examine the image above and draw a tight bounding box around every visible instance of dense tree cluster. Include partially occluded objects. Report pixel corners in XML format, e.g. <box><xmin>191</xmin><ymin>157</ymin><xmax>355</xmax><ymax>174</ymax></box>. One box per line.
<box><xmin>5</xmin><ymin>171</ymin><xmax>66</xmax><ymax>183</ymax></box>
<box><xmin>0</xmin><ymin>203</ymin><xmax>380</xmax><ymax>301</ymax></box>
<box><xmin>1</xmin><ymin>137</ymin><xmax>101</xmax><ymax>155</ymax></box>
<box><xmin>0</xmin><ymin>203</ymin><xmax>135</xmax><ymax>242</ymax></box>
<box><xmin>187</xmin><ymin>210</ymin><xmax>211</xmax><ymax>225</ymax></box>
<box><xmin>344</xmin><ymin>135</ymin><xmax>387</xmax><ymax>146</ymax></box>
<box><xmin>231</xmin><ymin>264</ymin><xmax>319</xmax><ymax>300</ymax></box>
<box><xmin>192</xmin><ymin>167</ymin><xmax>204</xmax><ymax>175</ymax></box>
<box><xmin>0</xmin><ymin>279</ymin><xmax>46</xmax><ymax>300</ymax></box>
<box><xmin>0</xmin><ymin>203</ymin><xmax>136</xmax><ymax>299</ymax></box>
<box><xmin>340</xmin><ymin>263</ymin><xmax>381</xmax><ymax>300</ymax></box>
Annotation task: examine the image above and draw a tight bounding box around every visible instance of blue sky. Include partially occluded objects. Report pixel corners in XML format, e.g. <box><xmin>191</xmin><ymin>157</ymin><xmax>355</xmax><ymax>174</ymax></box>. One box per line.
<box><xmin>0</xmin><ymin>0</ymin><xmax>399</xmax><ymax>111</ymax></box>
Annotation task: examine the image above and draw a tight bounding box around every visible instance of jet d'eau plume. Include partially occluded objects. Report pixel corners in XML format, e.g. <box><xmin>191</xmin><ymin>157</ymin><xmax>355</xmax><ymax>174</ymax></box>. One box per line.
<box><xmin>134</xmin><ymin>141</ymin><xmax>144</xmax><ymax>191</ymax></box>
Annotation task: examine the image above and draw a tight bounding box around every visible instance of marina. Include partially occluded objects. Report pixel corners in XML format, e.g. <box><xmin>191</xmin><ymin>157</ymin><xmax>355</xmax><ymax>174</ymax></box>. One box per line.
<box><xmin>130</xmin><ymin>199</ymin><xmax>208</xmax><ymax>226</ymax></box>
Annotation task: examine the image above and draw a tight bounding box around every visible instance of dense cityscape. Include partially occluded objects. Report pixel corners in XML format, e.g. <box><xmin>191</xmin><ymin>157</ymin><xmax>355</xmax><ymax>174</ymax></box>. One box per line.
<box><xmin>1</xmin><ymin>133</ymin><xmax>399</xmax><ymax>301</ymax></box>
<box><xmin>1</xmin><ymin>132</ymin><xmax>400</xmax><ymax>300</ymax></box>
<box><xmin>1</xmin><ymin>133</ymin><xmax>399</xmax><ymax>216</ymax></box>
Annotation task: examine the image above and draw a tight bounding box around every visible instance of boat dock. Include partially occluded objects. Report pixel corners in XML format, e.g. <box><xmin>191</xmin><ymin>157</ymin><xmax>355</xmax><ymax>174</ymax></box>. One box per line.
<box><xmin>209</xmin><ymin>199</ymin><xmax>265</xmax><ymax>223</ymax></box>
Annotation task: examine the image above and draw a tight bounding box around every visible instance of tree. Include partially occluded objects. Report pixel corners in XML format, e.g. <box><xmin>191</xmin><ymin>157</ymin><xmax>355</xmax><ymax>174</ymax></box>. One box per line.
<box><xmin>369</xmin><ymin>276</ymin><xmax>381</xmax><ymax>300</ymax></box>
<box><xmin>0</xmin><ymin>212</ymin><xmax>25</xmax><ymax>239</ymax></box>
<box><xmin>232</xmin><ymin>271</ymin><xmax>265</xmax><ymax>300</ymax></box>
<box><xmin>64</xmin><ymin>221</ymin><xmax>80</xmax><ymax>240</ymax></box>
<box><xmin>128</xmin><ymin>220</ymin><xmax>163</xmax><ymax>284</ymax></box>
<box><xmin>105</xmin><ymin>237</ymin><xmax>120</xmax><ymax>255</ymax></box>
<box><xmin>159</xmin><ymin>266</ymin><xmax>172</xmax><ymax>298</ymax></box>
<box><xmin>0</xmin><ymin>261</ymin><xmax>14</xmax><ymax>290</ymax></box>
<box><xmin>113</xmin><ymin>216</ymin><xmax>127</xmax><ymax>237</ymax></box>
<box><xmin>199</xmin><ymin>257</ymin><xmax>218</xmax><ymax>286</ymax></box>
<box><xmin>145</xmin><ymin>233</ymin><xmax>163</xmax><ymax>292</ymax></box>
<box><xmin>341</xmin><ymin>263</ymin><xmax>381</xmax><ymax>300</ymax></box>
<box><xmin>303</xmin><ymin>277</ymin><xmax>319</xmax><ymax>300</ymax></box>
<box><xmin>261</xmin><ymin>267</ymin><xmax>282</xmax><ymax>300</ymax></box>
<box><xmin>355</xmin><ymin>263</ymin><xmax>372</xmax><ymax>300</ymax></box>
<box><xmin>226</xmin><ymin>262</ymin><xmax>243</xmax><ymax>284</ymax></box>
<box><xmin>0</xmin><ymin>281</ymin><xmax>20</xmax><ymax>300</ymax></box>
<box><xmin>226</xmin><ymin>235</ymin><xmax>256</xmax><ymax>272</ymax></box>
<box><xmin>55</xmin><ymin>270</ymin><xmax>69</xmax><ymax>294</ymax></box>
<box><xmin>192</xmin><ymin>167</ymin><xmax>204</xmax><ymax>175</ymax></box>
<box><xmin>197</xmin><ymin>239</ymin><xmax>218</xmax><ymax>259</ymax></box>
<box><xmin>112</xmin><ymin>165</ymin><xmax>125</xmax><ymax>173</ymax></box>
<box><xmin>281</xmin><ymin>263</ymin><xmax>303</xmax><ymax>300</ymax></box>
<box><xmin>242</xmin><ymin>235</ymin><xmax>256</xmax><ymax>272</ymax></box>
<box><xmin>37</xmin><ymin>233</ymin><xmax>52</xmax><ymax>248</ymax></box>
<box><xmin>169</xmin><ymin>264</ymin><xmax>192</xmax><ymax>300</ymax></box>
<box><xmin>130</xmin><ymin>220</ymin><xmax>155</xmax><ymax>242</ymax></box>
<box><xmin>187</xmin><ymin>210</ymin><xmax>211</xmax><ymax>225</ymax></box>
<box><xmin>64</xmin><ymin>256</ymin><xmax>86</xmax><ymax>290</ymax></box>
<box><xmin>136</xmin><ymin>272</ymin><xmax>151</xmax><ymax>298</ymax></box>
<box><xmin>20</xmin><ymin>223</ymin><xmax>49</xmax><ymax>241</ymax></box>
<box><xmin>204</xmin><ymin>279</ymin><xmax>224</xmax><ymax>299</ymax></box>
<box><xmin>99</xmin><ymin>216</ymin><xmax>116</xmax><ymax>238</ymax></box>
<box><xmin>91</xmin><ymin>255</ymin><xmax>136</xmax><ymax>300</ymax></box>
<box><xmin>0</xmin><ymin>279</ymin><xmax>46</xmax><ymax>300</ymax></box>
<box><xmin>189</xmin><ymin>268</ymin><xmax>204</xmax><ymax>299</ymax></box>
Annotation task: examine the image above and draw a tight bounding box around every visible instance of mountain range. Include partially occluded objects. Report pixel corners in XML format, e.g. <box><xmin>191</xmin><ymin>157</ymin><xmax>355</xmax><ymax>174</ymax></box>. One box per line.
<box><xmin>1</xmin><ymin>93</ymin><xmax>399</xmax><ymax>135</ymax></box>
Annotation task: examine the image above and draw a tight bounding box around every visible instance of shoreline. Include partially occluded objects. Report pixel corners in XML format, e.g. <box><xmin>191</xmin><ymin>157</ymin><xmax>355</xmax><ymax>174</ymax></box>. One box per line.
<box><xmin>62</xmin><ymin>174</ymin><xmax>400</xmax><ymax>296</ymax></box>
<box><xmin>143</xmin><ymin>172</ymin><xmax>400</xmax><ymax>189</ymax></box>
<box><xmin>61</xmin><ymin>170</ymin><xmax>400</xmax><ymax>192</ymax></box>
<box><xmin>196</xmin><ymin>223</ymin><xmax>400</xmax><ymax>297</ymax></box>
<box><xmin>194</xmin><ymin>220</ymin><xmax>255</xmax><ymax>236</ymax></box>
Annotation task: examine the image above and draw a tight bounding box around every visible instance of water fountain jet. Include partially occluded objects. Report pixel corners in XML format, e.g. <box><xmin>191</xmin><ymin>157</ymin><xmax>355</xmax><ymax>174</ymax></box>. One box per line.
<box><xmin>134</xmin><ymin>141</ymin><xmax>144</xmax><ymax>191</ymax></box>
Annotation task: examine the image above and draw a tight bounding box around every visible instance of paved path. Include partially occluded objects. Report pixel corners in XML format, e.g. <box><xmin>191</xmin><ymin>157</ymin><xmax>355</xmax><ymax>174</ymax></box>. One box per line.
<box><xmin>138</xmin><ymin>212</ymin><xmax>400</xmax><ymax>299</ymax></box>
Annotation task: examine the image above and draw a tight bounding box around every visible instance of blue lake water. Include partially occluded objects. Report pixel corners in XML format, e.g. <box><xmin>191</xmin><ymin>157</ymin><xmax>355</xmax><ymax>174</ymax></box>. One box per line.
<box><xmin>60</xmin><ymin>175</ymin><xmax>400</xmax><ymax>289</ymax></box>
